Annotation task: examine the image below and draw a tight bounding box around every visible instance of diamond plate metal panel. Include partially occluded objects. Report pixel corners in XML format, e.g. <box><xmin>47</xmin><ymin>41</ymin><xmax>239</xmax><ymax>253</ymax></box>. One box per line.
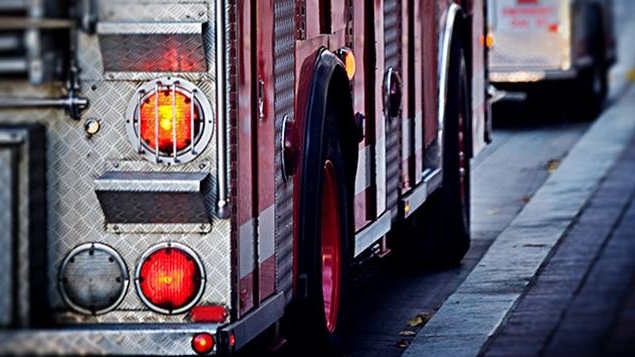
<box><xmin>0</xmin><ymin>6</ymin><xmax>237</xmax><ymax>354</ymax></box>
<box><xmin>99</xmin><ymin>2</ymin><xmax>209</xmax><ymax>22</ymax></box>
<box><xmin>97</xmin><ymin>22</ymin><xmax>207</xmax><ymax>73</ymax></box>
<box><xmin>0</xmin><ymin>325</ymin><xmax>221</xmax><ymax>356</ymax></box>
<box><xmin>274</xmin><ymin>0</ymin><xmax>295</xmax><ymax>303</ymax></box>
<box><xmin>0</xmin><ymin>148</ymin><xmax>15</xmax><ymax>327</ymax></box>
<box><xmin>0</xmin><ymin>75</ymin><xmax>230</xmax><ymax>326</ymax></box>
<box><xmin>0</xmin><ymin>125</ymin><xmax>47</xmax><ymax>327</ymax></box>
<box><xmin>384</xmin><ymin>0</ymin><xmax>401</xmax><ymax>70</ymax></box>
<box><xmin>79</xmin><ymin>0</ymin><xmax>216</xmax><ymax>82</ymax></box>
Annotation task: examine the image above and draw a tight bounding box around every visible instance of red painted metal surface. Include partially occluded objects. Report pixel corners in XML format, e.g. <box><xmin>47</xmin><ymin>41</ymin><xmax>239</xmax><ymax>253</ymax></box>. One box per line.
<box><xmin>256</xmin><ymin>0</ymin><xmax>277</xmax><ymax>305</ymax></box>
<box><xmin>236</xmin><ymin>0</ymin><xmax>255</xmax><ymax>316</ymax></box>
<box><xmin>321</xmin><ymin>160</ymin><xmax>341</xmax><ymax>333</ymax></box>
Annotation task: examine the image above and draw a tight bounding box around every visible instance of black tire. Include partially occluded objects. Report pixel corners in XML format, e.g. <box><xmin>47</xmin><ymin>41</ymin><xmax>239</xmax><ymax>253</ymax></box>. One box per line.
<box><xmin>575</xmin><ymin>9</ymin><xmax>608</xmax><ymax>119</ymax></box>
<box><xmin>390</xmin><ymin>35</ymin><xmax>471</xmax><ymax>268</ymax></box>
<box><xmin>290</xmin><ymin>87</ymin><xmax>354</xmax><ymax>357</ymax></box>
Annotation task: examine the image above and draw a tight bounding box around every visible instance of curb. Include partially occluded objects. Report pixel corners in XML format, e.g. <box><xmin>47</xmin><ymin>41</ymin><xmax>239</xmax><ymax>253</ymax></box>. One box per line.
<box><xmin>401</xmin><ymin>85</ymin><xmax>635</xmax><ymax>357</ymax></box>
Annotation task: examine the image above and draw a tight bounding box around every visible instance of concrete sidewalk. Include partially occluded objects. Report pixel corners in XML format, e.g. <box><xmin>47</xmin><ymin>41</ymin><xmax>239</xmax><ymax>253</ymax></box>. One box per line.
<box><xmin>481</xmin><ymin>113</ymin><xmax>635</xmax><ymax>357</ymax></box>
<box><xmin>401</xmin><ymin>85</ymin><xmax>635</xmax><ymax>357</ymax></box>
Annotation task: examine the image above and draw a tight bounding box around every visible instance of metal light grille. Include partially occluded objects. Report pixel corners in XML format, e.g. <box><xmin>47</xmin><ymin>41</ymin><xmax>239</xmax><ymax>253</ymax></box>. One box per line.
<box><xmin>126</xmin><ymin>77</ymin><xmax>214</xmax><ymax>165</ymax></box>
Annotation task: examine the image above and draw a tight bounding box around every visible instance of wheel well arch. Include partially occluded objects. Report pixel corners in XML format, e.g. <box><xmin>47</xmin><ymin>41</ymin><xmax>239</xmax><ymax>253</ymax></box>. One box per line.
<box><xmin>439</xmin><ymin>3</ymin><xmax>473</xmax><ymax>159</ymax></box>
<box><xmin>294</xmin><ymin>47</ymin><xmax>357</xmax><ymax>301</ymax></box>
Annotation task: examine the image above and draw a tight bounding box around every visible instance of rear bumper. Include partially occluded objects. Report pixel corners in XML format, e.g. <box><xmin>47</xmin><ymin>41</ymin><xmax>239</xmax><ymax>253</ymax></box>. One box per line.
<box><xmin>0</xmin><ymin>324</ymin><xmax>223</xmax><ymax>356</ymax></box>
<box><xmin>0</xmin><ymin>292</ymin><xmax>286</xmax><ymax>356</ymax></box>
<box><xmin>489</xmin><ymin>67</ymin><xmax>579</xmax><ymax>84</ymax></box>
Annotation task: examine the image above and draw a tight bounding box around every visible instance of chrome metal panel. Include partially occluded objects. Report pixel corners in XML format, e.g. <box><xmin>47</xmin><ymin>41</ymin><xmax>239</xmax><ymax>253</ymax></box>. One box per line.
<box><xmin>354</xmin><ymin>211</ymin><xmax>392</xmax><ymax>258</ymax></box>
<box><xmin>80</xmin><ymin>0</ymin><xmax>216</xmax><ymax>82</ymax></box>
<box><xmin>0</xmin><ymin>125</ymin><xmax>47</xmax><ymax>327</ymax></box>
<box><xmin>99</xmin><ymin>2</ymin><xmax>209</xmax><ymax>22</ymax></box>
<box><xmin>273</xmin><ymin>0</ymin><xmax>295</xmax><ymax>303</ymax></box>
<box><xmin>0</xmin><ymin>0</ymin><xmax>231</xmax><ymax>335</ymax></box>
<box><xmin>97</xmin><ymin>22</ymin><xmax>206</xmax><ymax>73</ymax></box>
<box><xmin>0</xmin><ymin>148</ymin><xmax>14</xmax><ymax>327</ymax></box>
<box><xmin>0</xmin><ymin>78</ymin><xmax>230</xmax><ymax>325</ymax></box>
<box><xmin>0</xmin><ymin>324</ymin><xmax>221</xmax><ymax>356</ymax></box>
<box><xmin>384</xmin><ymin>0</ymin><xmax>401</xmax><ymax>220</ymax></box>
<box><xmin>95</xmin><ymin>171</ymin><xmax>209</xmax><ymax>192</ymax></box>
<box><xmin>95</xmin><ymin>171</ymin><xmax>212</xmax><ymax>225</ymax></box>
<box><xmin>384</xmin><ymin>0</ymin><xmax>400</xmax><ymax>70</ymax></box>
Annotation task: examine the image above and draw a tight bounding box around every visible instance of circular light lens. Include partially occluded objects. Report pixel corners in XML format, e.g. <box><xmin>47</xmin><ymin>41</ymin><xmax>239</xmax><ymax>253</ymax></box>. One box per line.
<box><xmin>191</xmin><ymin>332</ymin><xmax>215</xmax><ymax>355</ymax></box>
<box><xmin>136</xmin><ymin>243</ymin><xmax>205</xmax><ymax>314</ymax></box>
<box><xmin>139</xmin><ymin>89</ymin><xmax>201</xmax><ymax>154</ymax></box>
<box><xmin>59</xmin><ymin>243</ymin><xmax>129</xmax><ymax>315</ymax></box>
<box><xmin>126</xmin><ymin>77</ymin><xmax>215</xmax><ymax>165</ymax></box>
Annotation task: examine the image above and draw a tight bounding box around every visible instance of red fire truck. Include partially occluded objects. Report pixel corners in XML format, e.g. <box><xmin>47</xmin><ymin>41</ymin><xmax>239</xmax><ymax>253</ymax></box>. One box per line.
<box><xmin>0</xmin><ymin>0</ymin><xmax>490</xmax><ymax>355</ymax></box>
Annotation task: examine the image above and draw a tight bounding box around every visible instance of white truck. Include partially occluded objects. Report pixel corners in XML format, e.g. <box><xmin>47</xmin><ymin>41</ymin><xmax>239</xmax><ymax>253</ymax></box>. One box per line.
<box><xmin>487</xmin><ymin>0</ymin><xmax>616</xmax><ymax>115</ymax></box>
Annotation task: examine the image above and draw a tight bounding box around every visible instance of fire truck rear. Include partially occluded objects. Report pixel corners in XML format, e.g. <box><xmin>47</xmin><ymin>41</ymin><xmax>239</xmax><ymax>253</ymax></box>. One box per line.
<box><xmin>0</xmin><ymin>0</ymin><xmax>489</xmax><ymax>355</ymax></box>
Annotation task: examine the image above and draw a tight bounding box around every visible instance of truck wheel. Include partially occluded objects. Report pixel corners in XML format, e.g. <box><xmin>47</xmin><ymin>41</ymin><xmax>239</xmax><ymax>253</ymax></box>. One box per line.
<box><xmin>292</xmin><ymin>88</ymin><xmax>353</xmax><ymax>356</ymax></box>
<box><xmin>576</xmin><ymin>10</ymin><xmax>607</xmax><ymax>119</ymax></box>
<box><xmin>427</xmin><ymin>36</ymin><xmax>471</xmax><ymax>266</ymax></box>
<box><xmin>390</xmin><ymin>36</ymin><xmax>470</xmax><ymax>268</ymax></box>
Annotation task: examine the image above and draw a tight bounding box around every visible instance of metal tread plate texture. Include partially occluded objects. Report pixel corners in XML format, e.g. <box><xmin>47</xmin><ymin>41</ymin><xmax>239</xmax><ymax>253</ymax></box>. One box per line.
<box><xmin>0</xmin><ymin>0</ymin><xmax>232</xmax><ymax>327</ymax></box>
<box><xmin>273</xmin><ymin>0</ymin><xmax>296</xmax><ymax>304</ymax></box>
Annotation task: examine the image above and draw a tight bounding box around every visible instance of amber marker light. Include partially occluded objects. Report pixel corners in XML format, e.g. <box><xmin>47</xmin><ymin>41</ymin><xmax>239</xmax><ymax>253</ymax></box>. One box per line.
<box><xmin>337</xmin><ymin>47</ymin><xmax>356</xmax><ymax>80</ymax></box>
<box><xmin>191</xmin><ymin>332</ymin><xmax>214</xmax><ymax>355</ymax></box>
<box><xmin>485</xmin><ymin>33</ymin><xmax>494</xmax><ymax>49</ymax></box>
<box><xmin>139</xmin><ymin>89</ymin><xmax>201</xmax><ymax>154</ymax></box>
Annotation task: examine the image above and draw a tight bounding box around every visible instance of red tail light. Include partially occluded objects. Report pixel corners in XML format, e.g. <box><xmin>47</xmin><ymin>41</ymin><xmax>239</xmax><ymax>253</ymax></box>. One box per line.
<box><xmin>139</xmin><ymin>89</ymin><xmax>201</xmax><ymax>154</ymax></box>
<box><xmin>136</xmin><ymin>243</ymin><xmax>205</xmax><ymax>314</ymax></box>
<box><xmin>191</xmin><ymin>332</ymin><xmax>215</xmax><ymax>355</ymax></box>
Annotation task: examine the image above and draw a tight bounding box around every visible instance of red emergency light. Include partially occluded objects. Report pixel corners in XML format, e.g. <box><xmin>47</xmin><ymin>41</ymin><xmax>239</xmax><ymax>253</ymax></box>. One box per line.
<box><xmin>137</xmin><ymin>244</ymin><xmax>204</xmax><ymax>314</ymax></box>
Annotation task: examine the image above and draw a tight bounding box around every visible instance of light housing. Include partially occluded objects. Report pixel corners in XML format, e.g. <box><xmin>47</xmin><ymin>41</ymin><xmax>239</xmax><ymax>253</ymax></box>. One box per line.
<box><xmin>126</xmin><ymin>77</ymin><xmax>214</xmax><ymax>165</ymax></box>
<box><xmin>336</xmin><ymin>47</ymin><xmax>356</xmax><ymax>80</ymax></box>
<box><xmin>59</xmin><ymin>243</ymin><xmax>129</xmax><ymax>315</ymax></box>
<box><xmin>191</xmin><ymin>332</ymin><xmax>215</xmax><ymax>355</ymax></box>
<box><xmin>135</xmin><ymin>242</ymin><xmax>205</xmax><ymax>314</ymax></box>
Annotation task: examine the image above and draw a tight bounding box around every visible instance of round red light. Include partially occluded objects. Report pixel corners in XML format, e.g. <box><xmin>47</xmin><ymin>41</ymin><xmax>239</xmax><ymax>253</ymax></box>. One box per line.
<box><xmin>137</xmin><ymin>246</ymin><xmax>203</xmax><ymax>314</ymax></box>
<box><xmin>191</xmin><ymin>332</ymin><xmax>214</xmax><ymax>355</ymax></box>
<box><xmin>139</xmin><ymin>89</ymin><xmax>201</xmax><ymax>154</ymax></box>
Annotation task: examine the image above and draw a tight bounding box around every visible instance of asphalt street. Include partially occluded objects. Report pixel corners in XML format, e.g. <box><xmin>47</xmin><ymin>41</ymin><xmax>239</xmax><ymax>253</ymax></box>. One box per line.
<box><xmin>237</xmin><ymin>1</ymin><xmax>635</xmax><ymax>356</ymax></box>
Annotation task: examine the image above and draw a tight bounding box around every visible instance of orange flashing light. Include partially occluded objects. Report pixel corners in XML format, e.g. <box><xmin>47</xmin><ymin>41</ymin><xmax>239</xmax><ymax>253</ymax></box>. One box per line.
<box><xmin>337</xmin><ymin>47</ymin><xmax>356</xmax><ymax>80</ymax></box>
<box><xmin>485</xmin><ymin>33</ymin><xmax>494</xmax><ymax>49</ymax></box>
<box><xmin>139</xmin><ymin>90</ymin><xmax>200</xmax><ymax>154</ymax></box>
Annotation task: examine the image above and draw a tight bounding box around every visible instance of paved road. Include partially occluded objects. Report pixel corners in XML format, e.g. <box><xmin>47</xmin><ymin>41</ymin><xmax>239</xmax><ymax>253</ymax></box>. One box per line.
<box><xmin>237</xmin><ymin>1</ymin><xmax>634</xmax><ymax>356</ymax></box>
<box><xmin>482</xmin><ymin>117</ymin><xmax>635</xmax><ymax>357</ymax></box>
<box><xmin>398</xmin><ymin>0</ymin><xmax>635</xmax><ymax>355</ymax></box>
<box><xmin>344</xmin><ymin>103</ymin><xmax>590</xmax><ymax>357</ymax></box>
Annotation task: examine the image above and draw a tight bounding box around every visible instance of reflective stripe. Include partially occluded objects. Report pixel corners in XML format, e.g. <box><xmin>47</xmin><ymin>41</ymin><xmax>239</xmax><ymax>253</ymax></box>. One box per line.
<box><xmin>355</xmin><ymin>145</ymin><xmax>371</xmax><ymax>196</ymax></box>
<box><xmin>376</xmin><ymin>134</ymin><xmax>386</xmax><ymax>214</ymax></box>
<box><xmin>239</xmin><ymin>220</ymin><xmax>254</xmax><ymax>279</ymax></box>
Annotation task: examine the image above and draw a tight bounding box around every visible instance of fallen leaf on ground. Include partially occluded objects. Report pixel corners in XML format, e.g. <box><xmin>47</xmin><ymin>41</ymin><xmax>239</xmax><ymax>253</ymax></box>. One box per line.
<box><xmin>399</xmin><ymin>330</ymin><xmax>416</xmax><ymax>337</ymax></box>
<box><xmin>407</xmin><ymin>312</ymin><xmax>432</xmax><ymax>327</ymax></box>
<box><xmin>397</xmin><ymin>339</ymin><xmax>409</xmax><ymax>348</ymax></box>
<box><xmin>522</xmin><ymin>196</ymin><xmax>531</xmax><ymax>204</ymax></box>
<box><xmin>547</xmin><ymin>159</ymin><xmax>561</xmax><ymax>173</ymax></box>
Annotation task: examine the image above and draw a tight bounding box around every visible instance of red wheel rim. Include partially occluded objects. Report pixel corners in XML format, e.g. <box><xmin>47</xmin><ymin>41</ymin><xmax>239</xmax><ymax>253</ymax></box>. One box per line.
<box><xmin>321</xmin><ymin>160</ymin><xmax>341</xmax><ymax>333</ymax></box>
